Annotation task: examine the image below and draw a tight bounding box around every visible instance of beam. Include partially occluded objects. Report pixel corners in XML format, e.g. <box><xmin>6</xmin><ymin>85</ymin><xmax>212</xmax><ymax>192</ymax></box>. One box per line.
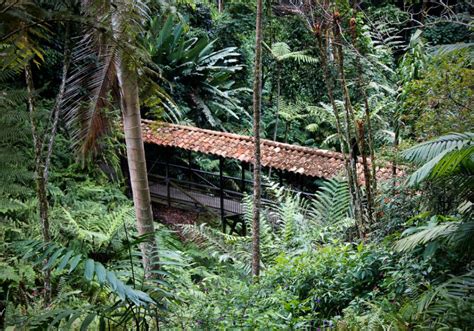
<box><xmin>219</xmin><ymin>156</ymin><xmax>226</xmax><ymax>233</ymax></box>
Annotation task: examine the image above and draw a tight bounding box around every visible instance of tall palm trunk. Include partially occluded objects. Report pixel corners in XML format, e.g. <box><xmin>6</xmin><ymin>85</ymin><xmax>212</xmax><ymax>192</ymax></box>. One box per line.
<box><xmin>252</xmin><ymin>0</ymin><xmax>264</xmax><ymax>279</ymax></box>
<box><xmin>117</xmin><ymin>56</ymin><xmax>158</xmax><ymax>278</ymax></box>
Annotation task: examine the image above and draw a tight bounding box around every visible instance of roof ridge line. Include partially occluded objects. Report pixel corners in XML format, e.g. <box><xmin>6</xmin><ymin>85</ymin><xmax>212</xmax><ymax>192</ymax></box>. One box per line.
<box><xmin>142</xmin><ymin>120</ymin><xmax>347</xmax><ymax>160</ymax></box>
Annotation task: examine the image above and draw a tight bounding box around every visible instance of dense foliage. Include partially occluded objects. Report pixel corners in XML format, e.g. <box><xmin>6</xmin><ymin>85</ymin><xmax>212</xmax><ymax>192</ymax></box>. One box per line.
<box><xmin>1</xmin><ymin>0</ymin><xmax>473</xmax><ymax>330</ymax></box>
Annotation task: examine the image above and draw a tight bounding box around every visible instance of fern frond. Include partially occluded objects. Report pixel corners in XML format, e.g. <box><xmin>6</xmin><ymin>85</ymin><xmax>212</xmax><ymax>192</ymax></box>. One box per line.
<box><xmin>309</xmin><ymin>178</ymin><xmax>351</xmax><ymax>225</ymax></box>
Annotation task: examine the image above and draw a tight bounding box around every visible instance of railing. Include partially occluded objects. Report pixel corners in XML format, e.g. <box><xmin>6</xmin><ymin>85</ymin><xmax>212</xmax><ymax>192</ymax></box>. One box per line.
<box><xmin>148</xmin><ymin>161</ymin><xmax>317</xmax><ymax>235</ymax></box>
<box><xmin>148</xmin><ymin>161</ymin><xmax>317</xmax><ymax>201</ymax></box>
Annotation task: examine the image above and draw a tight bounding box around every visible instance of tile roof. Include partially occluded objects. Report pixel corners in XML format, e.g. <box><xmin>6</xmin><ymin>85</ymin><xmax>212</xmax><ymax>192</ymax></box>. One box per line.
<box><xmin>142</xmin><ymin>120</ymin><xmax>394</xmax><ymax>183</ymax></box>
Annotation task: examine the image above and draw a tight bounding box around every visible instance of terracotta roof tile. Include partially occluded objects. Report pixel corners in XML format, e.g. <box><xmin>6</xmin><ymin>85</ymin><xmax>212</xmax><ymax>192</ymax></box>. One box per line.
<box><xmin>141</xmin><ymin>120</ymin><xmax>395</xmax><ymax>183</ymax></box>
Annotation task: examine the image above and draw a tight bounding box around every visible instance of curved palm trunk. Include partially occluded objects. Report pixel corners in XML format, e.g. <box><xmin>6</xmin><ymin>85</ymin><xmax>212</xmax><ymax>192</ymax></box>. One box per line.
<box><xmin>252</xmin><ymin>0</ymin><xmax>264</xmax><ymax>279</ymax></box>
<box><xmin>117</xmin><ymin>57</ymin><xmax>158</xmax><ymax>278</ymax></box>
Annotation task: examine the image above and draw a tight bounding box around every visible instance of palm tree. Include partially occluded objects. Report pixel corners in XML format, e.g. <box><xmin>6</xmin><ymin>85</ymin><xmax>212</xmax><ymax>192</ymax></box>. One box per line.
<box><xmin>64</xmin><ymin>0</ymin><xmax>166</xmax><ymax>276</ymax></box>
<box><xmin>114</xmin><ymin>2</ymin><xmax>158</xmax><ymax>277</ymax></box>
<box><xmin>252</xmin><ymin>0</ymin><xmax>264</xmax><ymax>279</ymax></box>
<box><xmin>263</xmin><ymin>41</ymin><xmax>317</xmax><ymax>142</ymax></box>
<box><xmin>395</xmin><ymin>132</ymin><xmax>473</xmax><ymax>319</ymax></box>
<box><xmin>395</xmin><ymin>131</ymin><xmax>473</xmax><ymax>251</ymax></box>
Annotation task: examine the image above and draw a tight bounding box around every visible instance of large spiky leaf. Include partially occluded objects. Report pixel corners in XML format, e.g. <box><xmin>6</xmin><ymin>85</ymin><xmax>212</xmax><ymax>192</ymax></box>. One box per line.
<box><xmin>403</xmin><ymin>132</ymin><xmax>474</xmax><ymax>165</ymax></box>
<box><xmin>404</xmin><ymin>134</ymin><xmax>474</xmax><ymax>186</ymax></box>
<box><xmin>394</xmin><ymin>220</ymin><xmax>460</xmax><ymax>252</ymax></box>
<box><xmin>62</xmin><ymin>34</ymin><xmax>118</xmax><ymax>157</ymax></box>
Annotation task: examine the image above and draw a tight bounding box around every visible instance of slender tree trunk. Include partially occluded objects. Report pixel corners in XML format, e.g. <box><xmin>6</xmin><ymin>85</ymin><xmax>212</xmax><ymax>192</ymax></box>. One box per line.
<box><xmin>315</xmin><ymin>25</ymin><xmax>360</xmax><ymax>228</ymax></box>
<box><xmin>392</xmin><ymin>122</ymin><xmax>399</xmax><ymax>180</ymax></box>
<box><xmin>316</xmin><ymin>34</ymin><xmax>348</xmax><ymax>162</ymax></box>
<box><xmin>24</xmin><ymin>27</ymin><xmax>71</xmax><ymax>305</ymax></box>
<box><xmin>252</xmin><ymin>0</ymin><xmax>264</xmax><ymax>279</ymax></box>
<box><xmin>272</xmin><ymin>63</ymin><xmax>281</xmax><ymax>142</ymax></box>
<box><xmin>25</xmin><ymin>64</ymin><xmax>52</xmax><ymax>305</ymax></box>
<box><xmin>316</xmin><ymin>32</ymin><xmax>366</xmax><ymax>233</ymax></box>
<box><xmin>351</xmin><ymin>14</ymin><xmax>377</xmax><ymax>214</ymax></box>
<box><xmin>356</xmin><ymin>120</ymin><xmax>373</xmax><ymax>220</ymax></box>
<box><xmin>117</xmin><ymin>55</ymin><xmax>159</xmax><ymax>278</ymax></box>
<box><xmin>332</xmin><ymin>17</ymin><xmax>365</xmax><ymax>238</ymax></box>
<box><xmin>217</xmin><ymin>0</ymin><xmax>224</xmax><ymax>13</ymax></box>
<box><xmin>268</xmin><ymin>63</ymin><xmax>280</xmax><ymax>177</ymax></box>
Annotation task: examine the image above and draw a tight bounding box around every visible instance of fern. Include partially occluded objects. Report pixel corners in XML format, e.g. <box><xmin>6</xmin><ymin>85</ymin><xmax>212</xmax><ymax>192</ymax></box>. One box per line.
<box><xmin>309</xmin><ymin>178</ymin><xmax>351</xmax><ymax>225</ymax></box>
<box><xmin>19</xmin><ymin>240</ymin><xmax>154</xmax><ymax>306</ymax></box>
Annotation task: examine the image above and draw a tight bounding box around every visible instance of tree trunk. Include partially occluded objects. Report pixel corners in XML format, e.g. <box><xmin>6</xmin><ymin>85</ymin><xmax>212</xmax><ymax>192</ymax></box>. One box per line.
<box><xmin>351</xmin><ymin>13</ymin><xmax>376</xmax><ymax>218</ymax></box>
<box><xmin>332</xmin><ymin>17</ymin><xmax>365</xmax><ymax>238</ymax></box>
<box><xmin>25</xmin><ymin>64</ymin><xmax>52</xmax><ymax>305</ymax></box>
<box><xmin>356</xmin><ymin>120</ymin><xmax>373</xmax><ymax>220</ymax></box>
<box><xmin>117</xmin><ymin>55</ymin><xmax>159</xmax><ymax>278</ymax></box>
<box><xmin>217</xmin><ymin>0</ymin><xmax>224</xmax><ymax>13</ymax></box>
<box><xmin>392</xmin><ymin>122</ymin><xmax>400</xmax><ymax>180</ymax></box>
<box><xmin>272</xmin><ymin>63</ymin><xmax>281</xmax><ymax>142</ymax></box>
<box><xmin>252</xmin><ymin>0</ymin><xmax>263</xmax><ymax>279</ymax></box>
<box><xmin>315</xmin><ymin>34</ymin><xmax>348</xmax><ymax>163</ymax></box>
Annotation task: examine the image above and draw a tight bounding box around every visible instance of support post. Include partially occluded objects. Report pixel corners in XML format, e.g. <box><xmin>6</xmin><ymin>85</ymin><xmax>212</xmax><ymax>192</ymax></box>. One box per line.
<box><xmin>241</xmin><ymin>161</ymin><xmax>246</xmax><ymax>194</ymax></box>
<box><xmin>188</xmin><ymin>150</ymin><xmax>192</xmax><ymax>189</ymax></box>
<box><xmin>219</xmin><ymin>156</ymin><xmax>226</xmax><ymax>233</ymax></box>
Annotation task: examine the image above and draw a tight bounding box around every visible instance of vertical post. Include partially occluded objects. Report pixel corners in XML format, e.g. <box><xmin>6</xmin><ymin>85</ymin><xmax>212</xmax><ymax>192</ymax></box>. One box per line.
<box><xmin>166</xmin><ymin>155</ymin><xmax>170</xmax><ymax>207</ymax></box>
<box><xmin>241</xmin><ymin>161</ymin><xmax>246</xmax><ymax>194</ymax></box>
<box><xmin>219</xmin><ymin>156</ymin><xmax>225</xmax><ymax>233</ymax></box>
<box><xmin>188</xmin><ymin>150</ymin><xmax>192</xmax><ymax>189</ymax></box>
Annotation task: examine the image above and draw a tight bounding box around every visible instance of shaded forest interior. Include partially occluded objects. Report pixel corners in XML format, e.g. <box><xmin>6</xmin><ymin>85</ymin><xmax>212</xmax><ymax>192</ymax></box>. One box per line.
<box><xmin>0</xmin><ymin>0</ymin><xmax>473</xmax><ymax>329</ymax></box>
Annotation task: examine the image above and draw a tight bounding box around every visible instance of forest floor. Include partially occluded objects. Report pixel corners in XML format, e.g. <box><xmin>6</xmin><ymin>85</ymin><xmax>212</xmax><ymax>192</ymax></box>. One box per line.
<box><xmin>153</xmin><ymin>205</ymin><xmax>205</xmax><ymax>239</ymax></box>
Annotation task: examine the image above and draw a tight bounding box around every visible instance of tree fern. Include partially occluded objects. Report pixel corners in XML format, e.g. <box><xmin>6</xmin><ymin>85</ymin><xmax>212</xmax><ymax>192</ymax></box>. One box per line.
<box><xmin>264</xmin><ymin>42</ymin><xmax>318</xmax><ymax>64</ymax></box>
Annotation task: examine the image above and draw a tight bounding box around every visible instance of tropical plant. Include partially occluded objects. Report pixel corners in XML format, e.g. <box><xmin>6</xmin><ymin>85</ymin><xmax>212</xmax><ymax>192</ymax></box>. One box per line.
<box><xmin>142</xmin><ymin>15</ymin><xmax>249</xmax><ymax>129</ymax></box>
<box><xmin>62</xmin><ymin>0</ymin><xmax>171</xmax><ymax>276</ymax></box>
<box><xmin>403</xmin><ymin>132</ymin><xmax>474</xmax><ymax>187</ymax></box>
<box><xmin>263</xmin><ymin>41</ymin><xmax>317</xmax><ymax>141</ymax></box>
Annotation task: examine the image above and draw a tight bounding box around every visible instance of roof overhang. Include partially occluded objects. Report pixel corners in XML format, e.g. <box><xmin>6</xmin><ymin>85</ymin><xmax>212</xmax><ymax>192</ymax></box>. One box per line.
<box><xmin>141</xmin><ymin>120</ymin><xmax>394</xmax><ymax>182</ymax></box>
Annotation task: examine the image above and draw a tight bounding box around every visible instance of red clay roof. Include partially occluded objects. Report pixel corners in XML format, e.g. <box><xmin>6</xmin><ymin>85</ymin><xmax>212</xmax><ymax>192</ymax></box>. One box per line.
<box><xmin>142</xmin><ymin>120</ymin><xmax>393</xmax><ymax>182</ymax></box>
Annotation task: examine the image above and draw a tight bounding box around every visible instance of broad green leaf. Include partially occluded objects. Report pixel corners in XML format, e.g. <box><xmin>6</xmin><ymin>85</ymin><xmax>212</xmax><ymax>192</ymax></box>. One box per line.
<box><xmin>84</xmin><ymin>259</ymin><xmax>95</xmax><ymax>281</ymax></box>
<box><xmin>95</xmin><ymin>262</ymin><xmax>106</xmax><ymax>284</ymax></box>
<box><xmin>69</xmin><ymin>254</ymin><xmax>82</xmax><ymax>274</ymax></box>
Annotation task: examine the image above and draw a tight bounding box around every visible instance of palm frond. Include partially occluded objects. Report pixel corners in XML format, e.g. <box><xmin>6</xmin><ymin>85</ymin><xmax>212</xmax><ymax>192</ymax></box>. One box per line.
<box><xmin>403</xmin><ymin>132</ymin><xmax>474</xmax><ymax>165</ymax></box>
<box><xmin>63</xmin><ymin>35</ymin><xmax>118</xmax><ymax>157</ymax></box>
<box><xmin>405</xmin><ymin>136</ymin><xmax>473</xmax><ymax>186</ymax></box>
<box><xmin>394</xmin><ymin>219</ymin><xmax>460</xmax><ymax>252</ymax></box>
